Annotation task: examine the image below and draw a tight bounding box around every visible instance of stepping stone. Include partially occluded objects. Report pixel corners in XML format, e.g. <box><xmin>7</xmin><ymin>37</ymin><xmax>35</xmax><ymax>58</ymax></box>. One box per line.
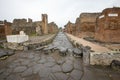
<box><xmin>59</xmin><ymin>48</ymin><xmax>67</xmax><ymax>56</ymax></box>
<box><xmin>62</xmin><ymin>62</ymin><xmax>73</xmax><ymax>73</ymax></box>
<box><xmin>73</xmin><ymin>48</ymin><xmax>82</xmax><ymax>57</ymax></box>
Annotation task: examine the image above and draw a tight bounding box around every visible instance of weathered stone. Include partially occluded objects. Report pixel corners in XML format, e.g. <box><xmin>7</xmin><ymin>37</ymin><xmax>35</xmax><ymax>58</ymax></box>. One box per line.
<box><xmin>7</xmin><ymin>50</ymin><xmax>15</xmax><ymax>56</ymax></box>
<box><xmin>62</xmin><ymin>62</ymin><xmax>73</xmax><ymax>73</ymax></box>
<box><xmin>39</xmin><ymin>58</ymin><xmax>46</xmax><ymax>64</ymax></box>
<box><xmin>54</xmin><ymin>72</ymin><xmax>68</xmax><ymax>80</ymax></box>
<box><xmin>83</xmin><ymin>47</ymin><xmax>90</xmax><ymax>65</ymax></box>
<box><xmin>46</xmin><ymin>56</ymin><xmax>55</xmax><ymax>62</ymax></box>
<box><xmin>110</xmin><ymin>60</ymin><xmax>120</xmax><ymax>71</ymax></box>
<box><xmin>56</xmin><ymin>59</ymin><xmax>65</xmax><ymax>65</ymax></box>
<box><xmin>64</xmin><ymin>21</ymin><xmax>75</xmax><ymax>35</ymax></box>
<box><xmin>52</xmin><ymin>65</ymin><xmax>62</xmax><ymax>72</ymax></box>
<box><xmin>59</xmin><ymin>48</ymin><xmax>67</xmax><ymax>56</ymax></box>
<box><xmin>48</xmin><ymin>22</ymin><xmax>58</xmax><ymax>34</ymax></box>
<box><xmin>38</xmin><ymin>65</ymin><xmax>51</xmax><ymax>78</ymax></box>
<box><xmin>0</xmin><ymin>50</ymin><xmax>7</xmax><ymax>57</ymax></box>
<box><xmin>73</xmin><ymin>48</ymin><xmax>82</xmax><ymax>57</ymax></box>
<box><xmin>90</xmin><ymin>52</ymin><xmax>120</xmax><ymax>65</ymax></box>
<box><xmin>43</xmin><ymin>48</ymin><xmax>51</xmax><ymax>54</ymax></box>
<box><xmin>6</xmin><ymin>74</ymin><xmax>22</xmax><ymax>80</ymax></box>
<box><xmin>21</xmin><ymin>67</ymin><xmax>33</xmax><ymax>77</ymax></box>
<box><xmin>32</xmin><ymin>64</ymin><xmax>42</xmax><ymax>74</ymax></box>
<box><xmin>21</xmin><ymin>60</ymin><xmax>30</xmax><ymax>65</ymax></box>
<box><xmin>14</xmin><ymin>66</ymin><xmax>27</xmax><ymax>73</ymax></box>
<box><xmin>67</xmin><ymin>48</ymin><xmax>73</xmax><ymax>56</ymax></box>
<box><xmin>0</xmin><ymin>21</ymin><xmax>12</xmax><ymax>40</ymax></box>
<box><xmin>95</xmin><ymin>7</ymin><xmax>120</xmax><ymax>43</ymax></box>
<box><xmin>70</xmin><ymin>70</ymin><xmax>83</xmax><ymax>80</ymax></box>
<box><xmin>44</xmin><ymin>62</ymin><xmax>55</xmax><ymax>67</ymax></box>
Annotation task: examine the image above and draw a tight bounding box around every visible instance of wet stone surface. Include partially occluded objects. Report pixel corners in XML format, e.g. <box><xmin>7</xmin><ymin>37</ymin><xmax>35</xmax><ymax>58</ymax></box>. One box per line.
<box><xmin>0</xmin><ymin>32</ymin><xmax>120</xmax><ymax>80</ymax></box>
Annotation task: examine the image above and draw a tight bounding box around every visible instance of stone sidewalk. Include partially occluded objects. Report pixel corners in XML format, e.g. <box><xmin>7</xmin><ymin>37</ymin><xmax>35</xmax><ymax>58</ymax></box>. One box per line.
<box><xmin>66</xmin><ymin>33</ymin><xmax>110</xmax><ymax>52</ymax></box>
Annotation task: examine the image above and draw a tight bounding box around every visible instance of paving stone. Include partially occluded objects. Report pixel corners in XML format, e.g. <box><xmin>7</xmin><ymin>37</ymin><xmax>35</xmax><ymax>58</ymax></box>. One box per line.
<box><xmin>6</xmin><ymin>74</ymin><xmax>22</xmax><ymax>80</ymax></box>
<box><xmin>54</xmin><ymin>72</ymin><xmax>69</xmax><ymax>80</ymax></box>
<box><xmin>38</xmin><ymin>65</ymin><xmax>51</xmax><ymax>78</ymax></box>
<box><xmin>32</xmin><ymin>64</ymin><xmax>42</xmax><ymax>74</ymax></box>
<box><xmin>0</xmin><ymin>70</ymin><xmax>11</xmax><ymax>79</ymax></box>
<box><xmin>0</xmin><ymin>68</ymin><xmax>5</xmax><ymax>74</ymax></box>
<box><xmin>21</xmin><ymin>67</ymin><xmax>33</xmax><ymax>77</ymax></box>
<box><xmin>70</xmin><ymin>69</ymin><xmax>83</xmax><ymax>80</ymax></box>
<box><xmin>81</xmin><ymin>67</ymin><xmax>97</xmax><ymax>80</ymax></box>
<box><xmin>28</xmin><ymin>62</ymin><xmax>37</xmax><ymax>67</ymax></box>
<box><xmin>52</xmin><ymin>65</ymin><xmax>62</xmax><ymax>72</ymax></box>
<box><xmin>56</xmin><ymin>59</ymin><xmax>65</xmax><ymax>65</ymax></box>
<box><xmin>28</xmin><ymin>54</ymin><xmax>34</xmax><ymax>59</ymax></box>
<box><xmin>74</xmin><ymin>62</ymin><xmax>83</xmax><ymax>70</ymax></box>
<box><xmin>73</xmin><ymin>59</ymin><xmax>83</xmax><ymax>70</ymax></box>
<box><xmin>8</xmin><ymin>62</ymin><xmax>21</xmax><ymax>68</ymax></box>
<box><xmin>46</xmin><ymin>56</ymin><xmax>55</xmax><ymax>62</ymax></box>
<box><xmin>23</xmin><ymin>73</ymin><xmax>40</xmax><ymax>80</ymax></box>
<box><xmin>44</xmin><ymin>62</ymin><xmax>56</xmax><ymax>67</ymax></box>
<box><xmin>62</xmin><ymin>62</ymin><xmax>74</xmax><ymax>73</ymax></box>
<box><xmin>13</xmin><ymin>66</ymin><xmax>27</xmax><ymax>73</ymax></box>
<box><xmin>67</xmin><ymin>77</ymin><xmax>74</xmax><ymax>80</ymax></box>
<box><xmin>38</xmin><ymin>58</ymin><xmax>46</xmax><ymax>64</ymax></box>
<box><xmin>21</xmin><ymin>60</ymin><xmax>31</xmax><ymax>65</ymax></box>
<box><xmin>31</xmin><ymin>56</ymin><xmax>41</xmax><ymax>61</ymax></box>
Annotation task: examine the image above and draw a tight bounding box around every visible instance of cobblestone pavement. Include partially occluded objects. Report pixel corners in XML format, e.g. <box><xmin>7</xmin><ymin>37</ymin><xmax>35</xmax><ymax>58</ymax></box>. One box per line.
<box><xmin>0</xmin><ymin>32</ymin><xmax>120</xmax><ymax>80</ymax></box>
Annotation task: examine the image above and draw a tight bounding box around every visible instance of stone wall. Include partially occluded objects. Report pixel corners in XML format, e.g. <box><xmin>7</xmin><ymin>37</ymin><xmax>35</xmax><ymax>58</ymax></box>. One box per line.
<box><xmin>95</xmin><ymin>7</ymin><xmax>120</xmax><ymax>43</ymax></box>
<box><xmin>76</xmin><ymin>13</ymin><xmax>100</xmax><ymax>38</ymax></box>
<box><xmin>0</xmin><ymin>20</ymin><xmax>12</xmax><ymax>39</ymax></box>
<box><xmin>11</xmin><ymin>14</ymin><xmax>49</xmax><ymax>35</ymax></box>
<box><xmin>64</xmin><ymin>21</ymin><xmax>75</xmax><ymax>35</ymax></box>
<box><xmin>48</xmin><ymin>22</ymin><xmax>58</xmax><ymax>34</ymax></box>
<box><xmin>33</xmin><ymin>21</ymin><xmax>43</xmax><ymax>35</ymax></box>
<box><xmin>11</xmin><ymin>18</ymin><xmax>36</xmax><ymax>35</ymax></box>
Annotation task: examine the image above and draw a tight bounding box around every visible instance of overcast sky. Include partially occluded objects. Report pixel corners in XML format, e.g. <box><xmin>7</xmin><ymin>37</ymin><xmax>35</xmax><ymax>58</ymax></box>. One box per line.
<box><xmin>0</xmin><ymin>0</ymin><xmax>120</xmax><ymax>27</ymax></box>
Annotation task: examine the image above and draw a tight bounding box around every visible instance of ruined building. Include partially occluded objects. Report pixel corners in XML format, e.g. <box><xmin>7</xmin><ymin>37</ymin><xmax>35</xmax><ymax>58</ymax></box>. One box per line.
<box><xmin>34</xmin><ymin>21</ymin><xmax>43</xmax><ymax>35</ymax></box>
<box><xmin>11</xmin><ymin>14</ymin><xmax>49</xmax><ymax>35</ymax></box>
<box><xmin>95</xmin><ymin>7</ymin><xmax>120</xmax><ymax>43</ymax></box>
<box><xmin>64</xmin><ymin>21</ymin><xmax>75</xmax><ymax>35</ymax></box>
<box><xmin>75</xmin><ymin>17</ymin><xmax>80</xmax><ymax>36</ymax></box>
<box><xmin>0</xmin><ymin>20</ymin><xmax>12</xmax><ymax>39</ymax></box>
<box><xmin>48</xmin><ymin>22</ymin><xmax>58</xmax><ymax>34</ymax></box>
<box><xmin>76</xmin><ymin>13</ymin><xmax>100</xmax><ymax>38</ymax></box>
<box><xmin>11</xmin><ymin>18</ymin><xmax>35</xmax><ymax>35</ymax></box>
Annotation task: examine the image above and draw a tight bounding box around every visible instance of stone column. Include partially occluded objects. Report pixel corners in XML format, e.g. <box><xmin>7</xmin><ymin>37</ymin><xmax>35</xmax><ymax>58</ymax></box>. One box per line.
<box><xmin>42</xmin><ymin>14</ymin><xmax>48</xmax><ymax>34</ymax></box>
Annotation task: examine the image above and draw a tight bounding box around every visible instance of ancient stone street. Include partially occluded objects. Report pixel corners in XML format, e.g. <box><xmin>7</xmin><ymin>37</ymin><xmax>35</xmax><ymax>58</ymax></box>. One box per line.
<box><xmin>0</xmin><ymin>32</ymin><xmax>120</xmax><ymax>80</ymax></box>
